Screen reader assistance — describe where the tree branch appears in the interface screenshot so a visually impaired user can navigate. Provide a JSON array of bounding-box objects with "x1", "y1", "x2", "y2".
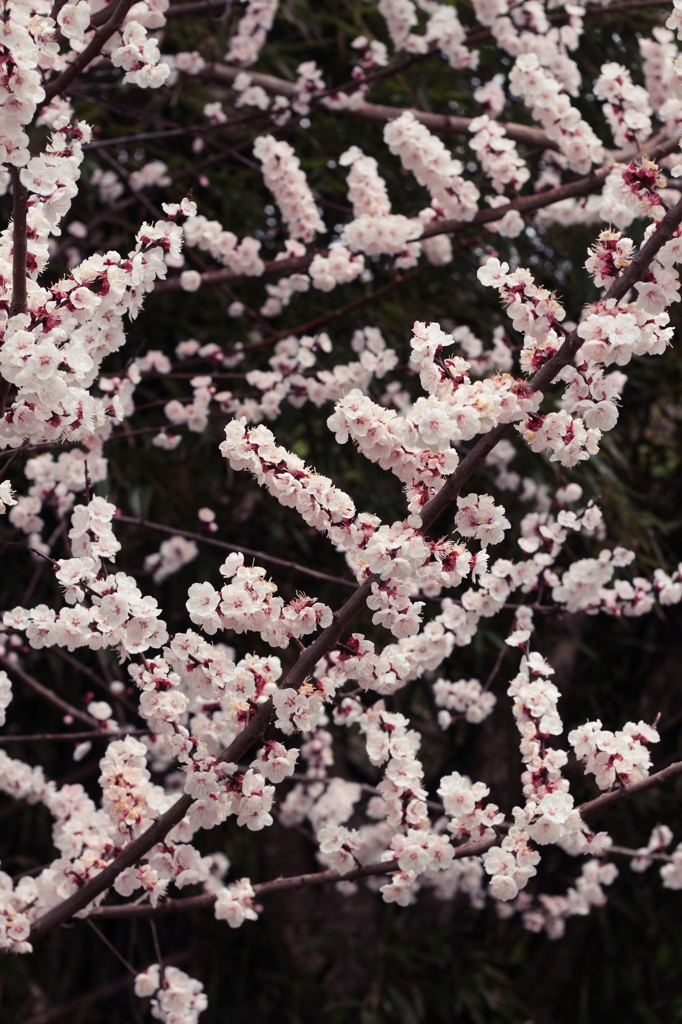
[
  {"x1": 197, "y1": 63, "x2": 559, "y2": 151},
  {"x1": 578, "y1": 759, "x2": 682, "y2": 817},
  {"x1": 0, "y1": 656, "x2": 101, "y2": 729},
  {"x1": 0, "y1": 728, "x2": 149, "y2": 745},
  {"x1": 1, "y1": 167, "x2": 29, "y2": 415},
  {"x1": 41, "y1": 0, "x2": 136, "y2": 106},
  {"x1": 9, "y1": 167, "x2": 28, "y2": 318},
  {"x1": 21, "y1": 950, "x2": 191, "y2": 1024},
  {"x1": 50, "y1": 648, "x2": 141, "y2": 718},
  {"x1": 89, "y1": 836, "x2": 498, "y2": 920},
  {"x1": 114, "y1": 514, "x2": 358, "y2": 589}
]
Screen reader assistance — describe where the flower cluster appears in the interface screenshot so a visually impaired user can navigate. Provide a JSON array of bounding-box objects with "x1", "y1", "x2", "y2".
[
  {"x1": 568, "y1": 719, "x2": 660, "y2": 789},
  {"x1": 182, "y1": 214, "x2": 264, "y2": 278},
  {"x1": 187, "y1": 552, "x2": 333, "y2": 648},
  {"x1": 469, "y1": 115, "x2": 530, "y2": 194},
  {"x1": 439, "y1": 770, "x2": 504, "y2": 843},
  {"x1": 5, "y1": 500, "x2": 169, "y2": 655},
  {"x1": 215, "y1": 877, "x2": 260, "y2": 926},
  {"x1": 505, "y1": 651, "x2": 588, "y2": 855},
  {"x1": 111, "y1": 21, "x2": 170, "y2": 90},
  {"x1": 253, "y1": 135, "x2": 326, "y2": 242},
  {"x1": 5, "y1": 0, "x2": 682, "y2": 1008},
  {"x1": 134, "y1": 965, "x2": 208, "y2": 1024},
  {"x1": 433, "y1": 677, "x2": 497, "y2": 727},
  {"x1": 225, "y1": 0, "x2": 279, "y2": 65},
  {"x1": 594, "y1": 62, "x2": 653, "y2": 149},
  {"x1": 340, "y1": 145, "x2": 424, "y2": 259},
  {"x1": 219, "y1": 420, "x2": 356, "y2": 543},
  {"x1": 145, "y1": 535, "x2": 199, "y2": 584},
  {"x1": 384, "y1": 112, "x2": 480, "y2": 223},
  {"x1": 509, "y1": 53, "x2": 604, "y2": 173}
]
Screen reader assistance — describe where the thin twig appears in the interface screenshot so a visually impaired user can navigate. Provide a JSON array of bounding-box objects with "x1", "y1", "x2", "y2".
[
  {"x1": 149, "y1": 918, "x2": 164, "y2": 974},
  {"x1": 115, "y1": 513, "x2": 358, "y2": 589},
  {"x1": 21, "y1": 950, "x2": 191, "y2": 1024},
  {"x1": 0, "y1": 728, "x2": 150, "y2": 745},
  {"x1": 87, "y1": 919, "x2": 138, "y2": 975},
  {"x1": 608, "y1": 845, "x2": 673, "y2": 862},
  {"x1": 483, "y1": 645, "x2": 507, "y2": 692},
  {"x1": 0, "y1": 656, "x2": 101, "y2": 729},
  {"x1": 51, "y1": 648, "x2": 141, "y2": 718}
]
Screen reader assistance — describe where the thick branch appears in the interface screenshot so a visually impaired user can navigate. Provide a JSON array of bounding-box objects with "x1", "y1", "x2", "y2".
[
  {"x1": 198, "y1": 63, "x2": 558, "y2": 151},
  {"x1": 154, "y1": 171, "x2": 609, "y2": 296},
  {"x1": 9, "y1": 167, "x2": 28, "y2": 318}
]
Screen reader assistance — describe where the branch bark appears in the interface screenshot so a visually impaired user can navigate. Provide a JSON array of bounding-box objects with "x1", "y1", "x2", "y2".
[
  {"x1": 155, "y1": 136, "x2": 675, "y2": 297},
  {"x1": 85, "y1": 751, "x2": 682, "y2": 923},
  {"x1": 9, "y1": 166, "x2": 28, "y2": 318},
  {"x1": 197, "y1": 63, "x2": 559, "y2": 151},
  {"x1": 578, "y1": 758, "x2": 682, "y2": 817},
  {"x1": 0, "y1": 728, "x2": 149, "y2": 745}
]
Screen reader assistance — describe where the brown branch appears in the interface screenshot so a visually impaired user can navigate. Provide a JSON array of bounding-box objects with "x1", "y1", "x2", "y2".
[
  {"x1": 86, "y1": 919, "x2": 137, "y2": 975},
  {"x1": 114, "y1": 514, "x2": 358, "y2": 589},
  {"x1": 154, "y1": 127, "x2": 681, "y2": 297},
  {"x1": 41, "y1": 0, "x2": 136, "y2": 105},
  {"x1": 89, "y1": 836, "x2": 497, "y2": 920},
  {"x1": 151, "y1": 167, "x2": 625, "y2": 297},
  {"x1": 608, "y1": 845, "x2": 673, "y2": 862},
  {"x1": 197, "y1": 63, "x2": 559, "y2": 151},
  {"x1": 578, "y1": 759, "x2": 682, "y2": 818},
  {"x1": 465, "y1": 0, "x2": 670, "y2": 43},
  {"x1": 0, "y1": 656, "x2": 101, "y2": 729},
  {"x1": 83, "y1": 759, "x2": 682, "y2": 922},
  {"x1": 1, "y1": 167, "x2": 29, "y2": 415},
  {"x1": 0, "y1": 728, "x2": 150, "y2": 745},
  {"x1": 26, "y1": 697, "x2": 283, "y2": 943},
  {"x1": 153, "y1": 252, "x2": 315, "y2": 294},
  {"x1": 251, "y1": 266, "x2": 426, "y2": 351},
  {"x1": 50, "y1": 648, "x2": 141, "y2": 718},
  {"x1": 166, "y1": 0, "x2": 232, "y2": 14},
  {"x1": 9, "y1": 167, "x2": 28, "y2": 317}
]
